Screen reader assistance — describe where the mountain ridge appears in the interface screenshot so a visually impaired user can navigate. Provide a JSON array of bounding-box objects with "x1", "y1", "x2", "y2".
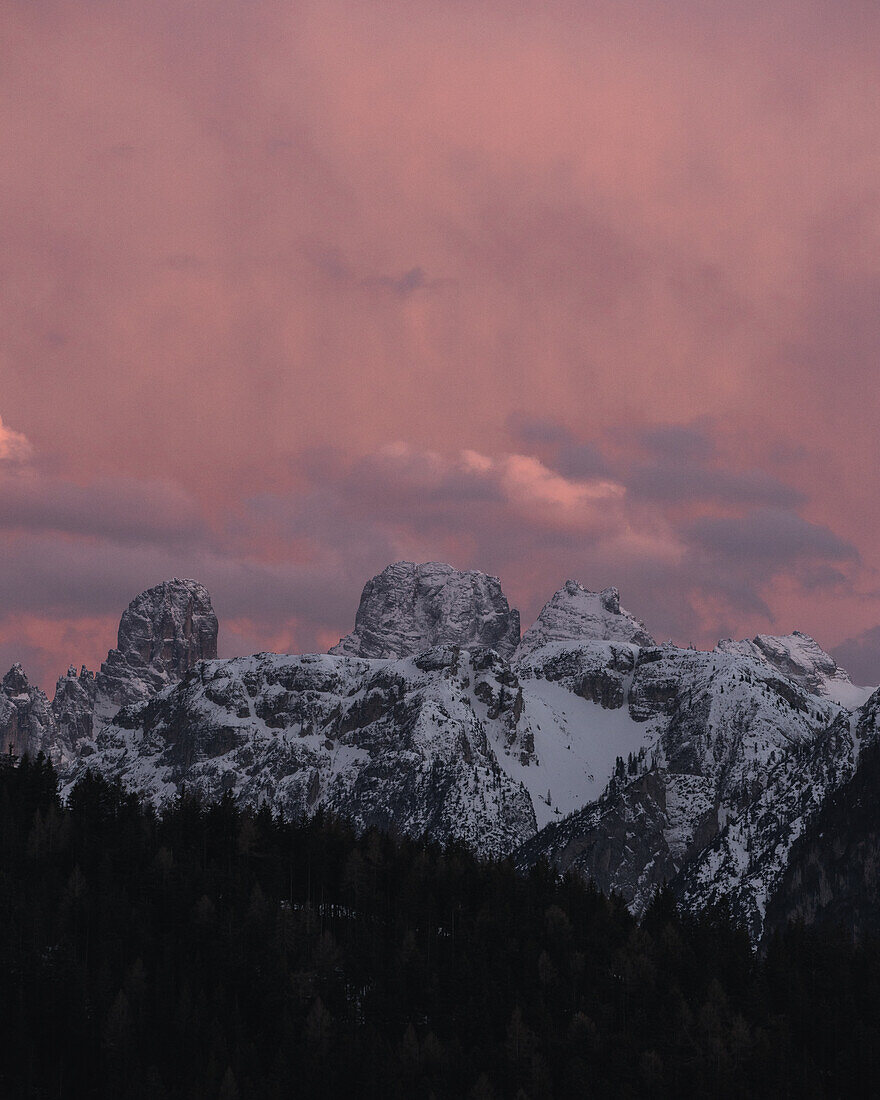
[{"x1": 2, "y1": 560, "x2": 876, "y2": 940}]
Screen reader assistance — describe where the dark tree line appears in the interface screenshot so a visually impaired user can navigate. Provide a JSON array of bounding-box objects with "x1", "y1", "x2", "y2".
[{"x1": 2, "y1": 753, "x2": 880, "y2": 1098}]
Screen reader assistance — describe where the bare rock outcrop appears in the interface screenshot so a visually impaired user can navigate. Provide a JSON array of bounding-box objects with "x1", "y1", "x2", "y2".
[
  {"x1": 95, "y1": 579, "x2": 218, "y2": 709},
  {"x1": 0, "y1": 664, "x2": 55, "y2": 759},
  {"x1": 330, "y1": 562, "x2": 521, "y2": 659}
]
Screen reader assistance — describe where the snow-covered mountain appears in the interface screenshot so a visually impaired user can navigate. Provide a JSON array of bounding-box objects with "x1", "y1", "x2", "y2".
[
  {"x1": 761, "y1": 701, "x2": 880, "y2": 943},
  {"x1": 1, "y1": 579, "x2": 217, "y2": 768},
  {"x1": 515, "y1": 581, "x2": 655, "y2": 659},
  {"x1": 515, "y1": 642, "x2": 847, "y2": 931},
  {"x1": 83, "y1": 646, "x2": 540, "y2": 857},
  {"x1": 0, "y1": 663, "x2": 56, "y2": 760},
  {"x1": 2, "y1": 562, "x2": 877, "y2": 938},
  {"x1": 715, "y1": 630, "x2": 871, "y2": 709},
  {"x1": 36, "y1": 571, "x2": 650, "y2": 856}
]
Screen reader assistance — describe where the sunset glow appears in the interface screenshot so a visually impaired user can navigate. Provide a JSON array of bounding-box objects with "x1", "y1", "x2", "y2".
[{"x1": 3, "y1": 0, "x2": 880, "y2": 685}]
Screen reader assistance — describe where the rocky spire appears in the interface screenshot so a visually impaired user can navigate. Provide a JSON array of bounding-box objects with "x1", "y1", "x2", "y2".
[
  {"x1": 0, "y1": 664, "x2": 55, "y2": 759},
  {"x1": 52, "y1": 665, "x2": 97, "y2": 752},
  {"x1": 95, "y1": 579, "x2": 218, "y2": 709},
  {"x1": 330, "y1": 561, "x2": 521, "y2": 659}
]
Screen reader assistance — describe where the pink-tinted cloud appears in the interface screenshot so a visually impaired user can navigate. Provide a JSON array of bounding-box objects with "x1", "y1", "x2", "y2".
[
  {"x1": 3, "y1": 0, "x2": 880, "y2": 686},
  {"x1": 0, "y1": 417, "x2": 32, "y2": 464}
]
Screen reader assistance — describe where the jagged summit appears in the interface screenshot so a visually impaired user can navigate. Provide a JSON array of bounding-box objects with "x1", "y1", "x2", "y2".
[
  {"x1": 2, "y1": 663, "x2": 30, "y2": 695},
  {"x1": 0, "y1": 581, "x2": 218, "y2": 766},
  {"x1": 715, "y1": 630, "x2": 867, "y2": 707},
  {"x1": 5, "y1": 563, "x2": 880, "y2": 941},
  {"x1": 330, "y1": 561, "x2": 521, "y2": 659},
  {"x1": 52, "y1": 665, "x2": 97, "y2": 755},
  {"x1": 516, "y1": 580, "x2": 655, "y2": 660},
  {"x1": 1, "y1": 663, "x2": 54, "y2": 760},
  {"x1": 96, "y1": 578, "x2": 218, "y2": 709}
]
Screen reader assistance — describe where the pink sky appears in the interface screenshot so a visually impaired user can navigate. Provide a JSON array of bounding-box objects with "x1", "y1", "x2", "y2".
[{"x1": 3, "y1": 0, "x2": 880, "y2": 688}]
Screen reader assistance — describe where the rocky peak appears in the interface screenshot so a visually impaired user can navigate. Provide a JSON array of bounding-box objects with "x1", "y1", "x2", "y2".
[
  {"x1": 329, "y1": 561, "x2": 521, "y2": 659},
  {"x1": 715, "y1": 631, "x2": 863, "y2": 704},
  {"x1": 96, "y1": 579, "x2": 218, "y2": 709},
  {"x1": 52, "y1": 664, "x2": 98, "y2": 758},
  {"x1": 515, "y1": 581, "x2": 655, "y2": 660},
  {"x1": 60, "y1": 664, "x2": 94, "y2": 686},
  {"x1": 1, "y1": 663, "x2": 55, "y2": 760},
  {"x1": 2, "y1": 663, "x2": 30, "y2": 696}
]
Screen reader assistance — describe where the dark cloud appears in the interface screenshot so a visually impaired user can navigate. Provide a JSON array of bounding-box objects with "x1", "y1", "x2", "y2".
[
  {"x1": 506, "y1": 413, "x2": 571, "y2": 446},
  {"x1": 0, "y1": 637, "x2": 56, "y2": 686},
  {"x1": 795, "y1": 564, "x2": 851, "y2": 592},
  {"x1": 0, "y1": 529, "x2": 369, "y2": 683},
  {"x1": 555, "y1": 443, "x2": 610, "y2": 480},
  {"x1": 0, "y1": 473, "x2": 205, "y2": 547},
  {"x1": 505, "y1": 415, "x2": 610, "y2": 478},
  {"x1": 833, "y1": 626, "x2": 880, "y2": 687},
  {"x1": 638, "y1": 424, "x2": 717, "y2": 463},
  {"x1": 0, "y1": 425, "x2": 867, "y2": 697},
  {"x1": 263, "y1": 448, "x2": 863, "y2": 653},
  {"x1": 506, "y1": 415, "x2": 803, "y2": 506},
  {"x1": 685, "y1": 508, "x2": 858, "y2": 568},
  {"x1": 0, "y1": 443, "x2": 866, "y2": 694},
  {"x1": 627, "y1": 465, "x2": 805, "y2": 507}
]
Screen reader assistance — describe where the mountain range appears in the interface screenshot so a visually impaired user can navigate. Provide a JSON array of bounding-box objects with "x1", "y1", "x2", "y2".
[{"x1": 4, "y1": 560, "x2": 878, "y2": 942}]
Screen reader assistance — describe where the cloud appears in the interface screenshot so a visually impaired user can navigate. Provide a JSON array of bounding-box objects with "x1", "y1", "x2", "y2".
[
  {"x1": 2, "y1": 0, "x2": 880, "y2": 681},
  {"x1": 0, "y1": 472, "x2": 205, "y2": 546},
  {"x1": 507, "y1": 414, "x2": 571, "y2": 447},
  {"x1": 5, "y1": 0, "x2": 879, "y2": 499},
  {"x1": 0, "y1": 416, "x2": 32, "y2": 464},
  {"x1": 0, "y1": 613, "x2": 116, "y2": 689},
  {"x1": 685, "y1": 508, "x2": 858, "y2": 569},
  {"x1": 638, "y1": 424, "x2": 717, "y2": 464},
  {"x1": 508, "y1": 413, "x2": 805, "y2": 508},
  {"x1": 364, "y1": 266, "x2": 451, "y2": 297},
  {"x1": 0, "y1": 526, "x2": 371, "y2": 686},
  {"x1": 506, "y1": 414, "x2": 610, "y2": 479},
  {"x1": 554, "y1": 443, "x2": 610, "y2": 481},
  {"x1": 833, "y1": 626, "x2": 880, "y2": 688},
  {"x1": 627, "y1": 465, "x2": 805, "y2": 507},
  {"x1": 276, "y1": 442, "x2": 840, "y2": 639},
  {"x1": 0, "y1": 435, "x2": 867, "y2": 691}
]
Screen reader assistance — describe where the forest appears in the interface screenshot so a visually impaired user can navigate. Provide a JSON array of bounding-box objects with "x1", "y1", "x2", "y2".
[{"x1": 2, "y1": 753, "x2": 879, "y2": 1098}]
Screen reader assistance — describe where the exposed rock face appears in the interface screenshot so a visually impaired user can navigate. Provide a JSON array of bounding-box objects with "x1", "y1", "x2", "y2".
[
  {"x1": 515, "y1": 639, "x2": 639, "y2": 711},
  {"x1": 330, "y1": 562, "x2": 521, "y2": 659},
  {"x1": 515, "y1": 643, "x2": 843, "y2": 930},
  {"x1": 0, "y1": 664, "x2": 55, "y2": 759},
  {"x1": 51, "y1": 666, "x2": 97, "y2": 761},
  {"x1": 677, "y1": 704, "x2": 861, "y2": 939},
  {"x1": 516, "y1": 581, "x2": 655, "y2": 660},
  {"x1": 762, "y1": 708, "x2": 880, "y2": 944},
  {"x1": 95, "y1": 579, "x2": 218, "y2": 709},
  {"x1": 517, "y1": 767, "x2": 719, "y2": 912},
  {"x1": 8, "y1": 562, "x2": 877, "y2": 942},
  {"x1": 49, "y1": 569, "x2": 665, "y2": 856},
  {"x1": 71, "y1": 648, "x2": 538, "y2": 858},
  {"x1": 1, "y1": 581, "x2": 218, "y2": 766}
]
